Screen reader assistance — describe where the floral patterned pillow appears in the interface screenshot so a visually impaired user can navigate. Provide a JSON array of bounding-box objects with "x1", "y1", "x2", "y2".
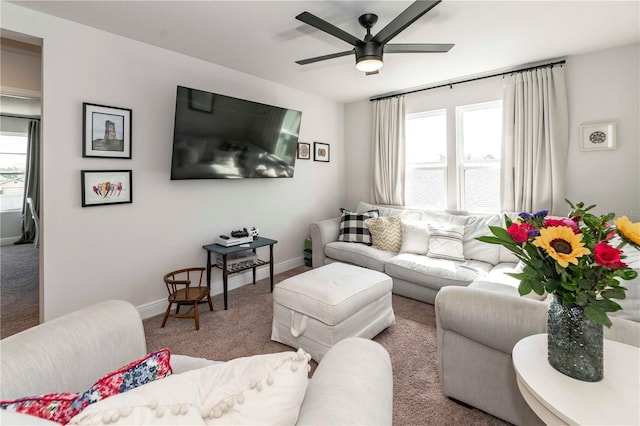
[{"x1": 0, "y1": 348, "x2": 172, "y2": 425}]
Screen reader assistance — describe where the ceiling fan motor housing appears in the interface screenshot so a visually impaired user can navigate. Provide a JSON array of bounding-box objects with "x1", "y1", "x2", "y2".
[{"x1": 355, "y1": 41, "x2": 383, "y2": 65}]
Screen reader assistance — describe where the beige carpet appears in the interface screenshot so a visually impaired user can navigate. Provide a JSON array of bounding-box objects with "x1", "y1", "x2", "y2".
[{"x1": 144, "y1": 266, "x2": 508, "y2": 425}]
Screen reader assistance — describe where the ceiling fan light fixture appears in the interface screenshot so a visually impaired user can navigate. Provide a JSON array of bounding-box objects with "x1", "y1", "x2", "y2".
[{"x1": 356, "y1": 56, "x2": 383, "y2": 72}]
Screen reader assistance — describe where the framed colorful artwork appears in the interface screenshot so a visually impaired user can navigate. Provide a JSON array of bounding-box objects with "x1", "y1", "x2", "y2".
[{"x1": 81, "y1": 170, "x2": 133, "y2": 207}]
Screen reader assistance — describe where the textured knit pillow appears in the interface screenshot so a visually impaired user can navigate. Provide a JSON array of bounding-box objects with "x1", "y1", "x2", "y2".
[
  {"x1": 69, "y1": 349, "x2": 311, "y2": 425},
  {"x1": 400, "y1": 220, "x2": 430, "y2": 254},
  {"x1": 364, "y1": 216, "x2": 402, "y2": 252},
  {"x1": 0, "y1": 349, "x2": 172, "y2": 425},
  {"x1": 337, "y1": 209, "x2": 379, "y2": 245},
  {"x1": 426, "y1": 224, "x2": 465, "y2": 261}
]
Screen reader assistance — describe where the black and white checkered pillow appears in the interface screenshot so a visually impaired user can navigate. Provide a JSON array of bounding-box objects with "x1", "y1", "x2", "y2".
[{"x1": 337, "y1": 208, "x2": 379, "y2": 245}]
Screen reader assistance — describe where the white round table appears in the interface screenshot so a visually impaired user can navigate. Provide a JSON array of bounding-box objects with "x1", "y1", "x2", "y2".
[{"x1": 512, "y1": 333, "x2": 640, "y2": 426}]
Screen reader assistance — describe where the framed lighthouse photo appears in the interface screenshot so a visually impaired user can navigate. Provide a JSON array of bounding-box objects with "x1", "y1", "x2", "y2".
[{"x1": 83, "y1": 102, "x2": 132, "y2": 159}]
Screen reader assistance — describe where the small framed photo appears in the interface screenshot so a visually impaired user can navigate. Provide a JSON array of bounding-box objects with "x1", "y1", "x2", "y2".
[
  {"x1": 580, "y1": 122, "x2": 616, "y2": 151},
  {"x1": 314, "y1": 142, "x2": 330, "y2": 162},
  {"x1": 297, "y1": 142, "x2": 311, "y2": 160},
  {"x1": 81, "y1": 170, "x2": 133, "y2": 207},
  {"x1": 83, "y1": 103, "x2": 132, "y2": 159},
  {"x1": 189, "y1": 88, "x2": 214, "y2": 113}
]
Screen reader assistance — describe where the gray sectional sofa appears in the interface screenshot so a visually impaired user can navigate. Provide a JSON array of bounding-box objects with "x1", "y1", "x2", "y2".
[{"x1": 309, "y1": 201, "x2": 525, "y2": 304}]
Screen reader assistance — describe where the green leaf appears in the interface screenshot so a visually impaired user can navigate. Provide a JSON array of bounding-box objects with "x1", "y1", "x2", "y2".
[
  {"x1": 602, "y1": 288, "x2": 626, "y2": 300},
  {"x1": 560, "y1": 281, "x2": 577, "y2": 291},
  {"x1": 585, "y1": 306, "x2": 612, "y2": 328},
  {"x1": 530, "y1": 280, "x2": 545, "y2": 295},
  {"x1": 518, "y1": 280, "x2": 532, "y2": 296}
]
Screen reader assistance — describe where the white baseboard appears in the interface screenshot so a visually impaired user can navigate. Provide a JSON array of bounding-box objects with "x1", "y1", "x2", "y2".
[
  {"x1": 137, "y1": 257, "x2": 305, "y2": 320},
  {"x1": 1, "y1": 237, "x2": 21, "y2": 246}
]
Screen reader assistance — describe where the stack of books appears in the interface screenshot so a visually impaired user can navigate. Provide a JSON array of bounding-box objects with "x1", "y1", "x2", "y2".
[{"x1": 216, "y1": 252, "x2": 258, "y2": 269}]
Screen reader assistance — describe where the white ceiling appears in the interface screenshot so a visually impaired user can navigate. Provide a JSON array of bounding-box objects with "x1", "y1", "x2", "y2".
[{"x1": 9, "y1": 0, "x2": 640, "y2": 103}]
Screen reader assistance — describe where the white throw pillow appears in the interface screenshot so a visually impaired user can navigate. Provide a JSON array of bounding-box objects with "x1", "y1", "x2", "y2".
[
  {"x1": 400, "y1": 220, "x2": 430, "y2": 255},
  {"x1": 426, "y1": 224, "x2": 465, "y2": 261},
  {"x1": 69, "y1": 350, "x2": 311, "y2": 425}
]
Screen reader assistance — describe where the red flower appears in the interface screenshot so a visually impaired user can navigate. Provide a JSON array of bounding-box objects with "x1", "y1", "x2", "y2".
[
  {"x1": 507, "y1": 222, "x2": 533, "y2": 243},
  {"x1": 594, "y1": 242, "x2": 627, "y2": 269},
  {"x1": 544, "y1": 217, "x2": 580, "y2": 234}
]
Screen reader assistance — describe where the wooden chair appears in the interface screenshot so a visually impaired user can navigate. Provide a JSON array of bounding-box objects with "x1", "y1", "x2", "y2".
[{"x1": 161, "y1": 267, "x2": 213, "y2": 330}]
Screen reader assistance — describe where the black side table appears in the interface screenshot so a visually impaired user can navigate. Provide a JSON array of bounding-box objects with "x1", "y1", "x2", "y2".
[{"x1": 202, "y1": 236, "x2": 277, "y2": 310}]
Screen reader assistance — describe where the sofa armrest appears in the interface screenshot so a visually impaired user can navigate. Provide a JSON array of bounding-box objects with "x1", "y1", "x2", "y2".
[
  {"x1": 297, "y1": 338, "x2": 393, "y2": 425},
  {"x1": 0, "y1": 300, "x2": 147, "y2": 400},
  {"x1": 309, "y1": 217, "x2": 340, "y2": 268},
  {"x1": 436, "y1": 286, "x2": 547, "y2": 355}
]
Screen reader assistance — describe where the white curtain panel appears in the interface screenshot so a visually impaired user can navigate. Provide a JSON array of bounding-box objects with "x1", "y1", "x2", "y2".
[
  {"x1": 501, "y1": 66, "x2": 569, "y2": 215},
  {"x1": 372, "y1": 96, "x2": 406, "y2": 206}
]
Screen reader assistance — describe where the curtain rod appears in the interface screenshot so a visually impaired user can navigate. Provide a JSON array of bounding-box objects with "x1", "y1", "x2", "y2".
[
  {"x1": 370, "y1": 59, "x2": 566, "y2": 102},
  {"x1": 0, "y1": 113, "x2": 40, "y2": 121}
]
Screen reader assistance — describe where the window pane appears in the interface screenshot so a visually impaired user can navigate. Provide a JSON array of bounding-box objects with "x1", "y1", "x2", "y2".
[
  {"x1": 405, "y1": 110, "x2": 446, "y2": 209},
  {"x1": 457, "y1": 101, "x2": 502, "y2": 212},
  {"x1": 0, "y1": 134, "x2": 27, "y2": 211},
  {"x1": 463, "y1": 166, "x2": 500, "y2": 212},
  {"x1": 460, "y1": 102, "x2": 502, "y2": 162},
  {"x1": 406, "y1": 166, "x2": 446, "y2": 210}
]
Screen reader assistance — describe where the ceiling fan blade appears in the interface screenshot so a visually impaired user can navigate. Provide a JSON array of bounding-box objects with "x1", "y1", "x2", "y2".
[
  {"x1": 295, "y1": 49, "x2": 355, "y2": 65},
  {"x1": 296, "y1": 12, "x2": 361, "y2": 46},
  {"x1": 372, "y1": 0, "x2": 441, "y2": 45},
  {"x1": 385, "y1": 43, "x2": 454, "y2": 53}
]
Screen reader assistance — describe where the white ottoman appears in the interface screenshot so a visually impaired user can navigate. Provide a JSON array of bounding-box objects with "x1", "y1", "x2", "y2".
[{"x1": 271, "y1": 262, "x2": 395, "y2": 361}]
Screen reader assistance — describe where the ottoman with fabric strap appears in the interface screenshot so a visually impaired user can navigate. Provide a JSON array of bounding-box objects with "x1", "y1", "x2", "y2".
[{"x1": 271, "y1": 262, "x2": 395, "y2": 361}]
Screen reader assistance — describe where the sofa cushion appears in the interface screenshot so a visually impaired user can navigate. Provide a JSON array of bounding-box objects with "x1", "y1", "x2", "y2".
[
  {"x1": 427, "y1": 224, "x2": 465, "y2": 262},
  {"x1": 337, "y1": 209, "x2": 378, "y2": 245},
  {"x1": 385, "y1": 253, "x2": 493, "y2": 291},
  {"x1": 68, "y1": 350, "x2": 311, "y2": 425},
  {"x1": 365, "y1": 216, "x2": 402, "y2": 252},
  {"x1": 325, "y1": 241, "x2": 395, "y2": 272},
  {"x1": 400, "y1": 220, "x2": 430, "y2": 255}
]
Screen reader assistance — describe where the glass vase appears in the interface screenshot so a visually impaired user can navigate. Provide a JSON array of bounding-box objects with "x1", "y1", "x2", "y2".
[{"x1": 547, "y1": 294, "x2": 603, "y2": 382}]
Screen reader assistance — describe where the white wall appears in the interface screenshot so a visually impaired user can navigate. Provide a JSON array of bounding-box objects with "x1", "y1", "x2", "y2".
[
  {"x1": 1, "y1": 2, "x2": 346, "y2": 320},
  {"x1": 345, "y1": 43, "x2": 640, "y2": 220},
  {"x1": 565, "y1": 44, "x2": 639, "y2": 219}
]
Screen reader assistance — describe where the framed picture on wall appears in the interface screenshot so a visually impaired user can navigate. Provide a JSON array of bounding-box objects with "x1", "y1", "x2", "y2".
[
  {"x1": 314, "y1": 142, "x2": 330, "y2": 162},
  {"x1": 297, "y1": 142, "x2": 311, "y2": 160},
  {"x1": 83, "y1": 103, "x2": 132, "y2": 158},
  {"x1": 81, "y1": 170, "x2": 133, "y2": 207},
  {"x1": 580, "y1": 122, "x2": 616, "y2": 151}
]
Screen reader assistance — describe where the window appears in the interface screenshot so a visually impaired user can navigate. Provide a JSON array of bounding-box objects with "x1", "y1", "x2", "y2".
[
  {"x1": 405, "y1": 109, "x2": 447, "y2": 210},
  {"x1": 456, "y1": 101, "x2": 502, "y2": 212},
  {"x1": 0, "y1": 133, "x2": 28, "y2": 212},
  {"x1": 405, "y1": 101, "x2": 502, "y2": 212}
]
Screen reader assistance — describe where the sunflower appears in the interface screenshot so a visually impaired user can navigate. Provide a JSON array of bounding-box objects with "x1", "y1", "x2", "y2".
[
  {"x1": 614, "y1": 216, "x2": 640, "y2": 247},
  {"x1": 533, "y1": 226, "x2": 591, "y2": 268}
]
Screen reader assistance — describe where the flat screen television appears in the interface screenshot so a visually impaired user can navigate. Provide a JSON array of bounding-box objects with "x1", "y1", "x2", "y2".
[{"x1": 170, "y1": 86, "x2": 302, "y2": 179}]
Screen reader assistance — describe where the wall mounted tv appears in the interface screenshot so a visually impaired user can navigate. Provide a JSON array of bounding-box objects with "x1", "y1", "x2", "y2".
[{"x1": 170, "y1": 86, "x2": 302, "y2": 179}]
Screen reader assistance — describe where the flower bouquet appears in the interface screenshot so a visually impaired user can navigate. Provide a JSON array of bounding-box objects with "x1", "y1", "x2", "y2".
[{"x1": 477, "y1": 200, "x2": 640, "y2": 381}]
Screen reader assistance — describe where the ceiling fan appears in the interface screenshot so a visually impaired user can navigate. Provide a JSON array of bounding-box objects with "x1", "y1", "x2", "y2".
[{"x1": 295, "y1": 0, "x2": 454, "y2": 75}]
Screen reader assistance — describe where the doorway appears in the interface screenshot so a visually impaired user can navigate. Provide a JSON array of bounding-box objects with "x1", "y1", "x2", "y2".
[{"x1": 0, "y1": 33, "x2": 43, "y2": 337}]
